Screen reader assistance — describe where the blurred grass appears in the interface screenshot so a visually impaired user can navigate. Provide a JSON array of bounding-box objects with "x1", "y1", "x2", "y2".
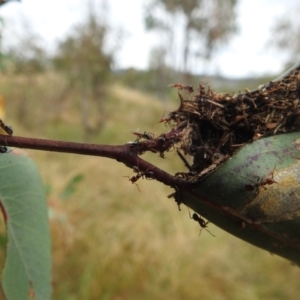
[{"x1": 0, "y1": 73, "x2": 299, "y2": 300}]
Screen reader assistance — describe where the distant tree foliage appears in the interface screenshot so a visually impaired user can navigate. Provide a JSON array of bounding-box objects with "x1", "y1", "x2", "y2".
[
  {"x1": 144, "y1": 0, "x2": 238, "y2": 75},
  {"x1": 8, "y1": 33, "x2": 47, "y2": 74},
  {"x1": 270, "y1": 6, "x2": 300, "y2": 68},
  {"x1": 0, "y1": 0, "x2": 20, "y2": 7},
  {"x1": 53, "y1": 9, "x2": 113, "y2": 136},
  {"x1": 0, "y1": 0, "x2": 22, "y2": 71},
  {"x1": 53, "y1": 17, "x2": 112, "y2": 87}
]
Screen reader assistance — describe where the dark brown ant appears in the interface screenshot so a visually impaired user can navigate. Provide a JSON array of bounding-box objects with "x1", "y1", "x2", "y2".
[
  {"x1": 158, "y1": 110, "x2": 179, "y2": 127},
  {"x1": 0, "y1": 119, "x2": 13, "y2": 135},
  {"x1": 199, "y1": 82, "x2": 205, "y2": 92},
  {"x1": 126, "y1": 141, "x2": 139, "y2": 147},
  {"x1": 198, "y1": 77, "x2": 214, "y2": 94},
  {"x1": 159, "y1": 152, "x2": 165, "y2": 159},
  {"x1": 244, "y1": 167, "x2": 277, "y2": 192},
  {"x1": 126, "y1": 173, "x2": 143, "y2": 192},
  {"x1": 0, "y1": 146, "x2": 7, "y2": 153},
  {"x1": 0, "y1": 146, "x2": 13, "y2": 155},
  {"x1": 132, "y1": 131, "x2": 154, "y2": 141},
  {"x1": 168, "y1": 83, "x2": 194, "y2": 93},
  {"x1": 175, "y1": 172, "x2": 188, "y2": 179},
  {"x1": 124, "y1": 167, "x2": 155, "y2": 192},
  {"x1": 189, "y1": 210, "x2": 215, "y2": 237},
  {"x1": 158, "y1": 115, "x2": 172, "y2": 126},
  {"x1": 167, "y1": 185, "x2": 181, "y2": 211},
  {"x1": 157, "y1": 135, "x2": 166, "y2": 145},
  {"x1": 175, "y1": 170, "x2": 197, "y2": 181}
]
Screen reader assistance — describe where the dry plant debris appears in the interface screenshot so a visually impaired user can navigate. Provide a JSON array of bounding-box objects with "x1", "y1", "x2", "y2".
[{"x1": 131, "y1": 67, "x2": 300, "y2": 182}]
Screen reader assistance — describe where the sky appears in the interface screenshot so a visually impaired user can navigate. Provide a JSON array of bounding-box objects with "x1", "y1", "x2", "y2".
[{"x1": 0, "y1": 0, "x2": 298, "y2": 78}]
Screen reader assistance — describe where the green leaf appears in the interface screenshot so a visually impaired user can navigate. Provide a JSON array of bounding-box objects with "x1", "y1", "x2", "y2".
[
  {"x1": 0, "y1": 149, "x2": 51, "y2": 300},
  {"x1": 181, "y1": 132, "x2": 300, "y2": 265}
]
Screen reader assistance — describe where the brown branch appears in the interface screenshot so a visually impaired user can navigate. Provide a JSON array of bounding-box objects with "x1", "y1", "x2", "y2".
[{"x1": 0, "y1": 134, "x2": 192, "y2": 188}]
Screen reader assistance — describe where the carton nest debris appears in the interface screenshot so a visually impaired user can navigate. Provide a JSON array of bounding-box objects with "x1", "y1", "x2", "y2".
[{"x1": 162, "y1": 67, "x2": 300, "y2": 180}]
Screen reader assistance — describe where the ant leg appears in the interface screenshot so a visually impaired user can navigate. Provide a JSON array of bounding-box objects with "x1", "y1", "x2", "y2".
[
  {"x1": 122, "y1": 176, "x2": 141, "y2": 192},
  {"x1": 133, "y1": 182, "x2": 141, "y2": 192}
]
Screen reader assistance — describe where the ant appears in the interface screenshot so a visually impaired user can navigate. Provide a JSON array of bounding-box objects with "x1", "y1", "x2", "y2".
[
  {"x1": 167, "y1": 186, "x2": 182, "y2": 211},
  {"x1": 124, "y1": 166, "x2": 155, "y2": 192},
  {"x1": 189, "y1": 210, "x2": 215, "y2": 237},
  {"x1": 244, "y1": 167, "x2": 277, "y2": 192},
  {"x1": 0, "y1": 146, "x2": 13, "y2": 155},
  {"x1": 0, "y1": 146, "x2": 7, "y2": 153},
  {"x1": 132, "y1": 131, "x2": 154, "y2": 141},
  {"x1": 157, "y1": 110, "x2": 180, "y2": 127},
  {"x1": 126, "y1": 173, "x2": 143, "y2": 191},
  {"x1": 158, "y1": 114, "x2": 173, "y2": 126},
  {"x1": 168, "y1": 83, "x2": 194, "y2": 93},
  {"x1": 0, "y1": 119, "x2": 13, "y2": 135}
]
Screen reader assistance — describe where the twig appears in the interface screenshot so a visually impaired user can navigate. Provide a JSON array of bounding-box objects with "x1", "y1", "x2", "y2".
[{"x1": 0, "y1": 134, "x2": 192, "y2": 188}]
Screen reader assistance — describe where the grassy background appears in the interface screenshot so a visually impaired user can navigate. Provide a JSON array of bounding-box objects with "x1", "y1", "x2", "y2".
[{"x1": 0, "y1": 74, "x2": 299, "y2": 300}]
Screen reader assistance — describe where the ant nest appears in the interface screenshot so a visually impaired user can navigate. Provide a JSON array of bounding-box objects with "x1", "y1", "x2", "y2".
[{"x1": 164, "y1": 68, "x2": 300, "y2": 180}]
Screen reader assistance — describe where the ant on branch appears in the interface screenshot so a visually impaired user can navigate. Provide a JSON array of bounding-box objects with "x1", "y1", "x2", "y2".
[
  {"x1": 0, "y1": 146, "x2": 8, "y2": 153},
  {"x1": 0, "y1": 119, "x2": 13, "y2": 154},
  {"x1": 132, "y1": 131, "x2": 154, "y2": 141},
  {"x1": 168, "y1": 83, "x2": 194, "y2": 93},
  {"x1": 244, "y1": 167, "x2": 277, "y2": 192},
  {"x1": 189, "y1": 209, "x2": 215, "y2": 237},
  {"x1": 0, "y1": 119, "x2": 13, "y2": 136},
  {"x1": 0, "y1": 146, "x2": 13, "y2": 155},
  {"x1": 168, "y1": 186, "x2": 182, "y2": 211},
  {"x1": 124, "y1": 166, "x2": 155, "y2": 192},
  {"x1": 158, "y1": 113, "x2": 173, "y2": 127}
]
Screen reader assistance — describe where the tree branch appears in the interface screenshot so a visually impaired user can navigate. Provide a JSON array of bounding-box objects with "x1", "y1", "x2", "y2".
[{"x1": 0, "y1": 134, "x2": 191, "y2": 189}]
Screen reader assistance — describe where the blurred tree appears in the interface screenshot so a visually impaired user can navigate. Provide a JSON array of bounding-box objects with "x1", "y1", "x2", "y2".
[
  {"x1": 3, "y1": 20, "x2": 50, "y2": 127},
  {"x1": 8, "y1": 33, "x2": 47, "y2": 74},
  {"x1": 0, "y1": 0, "x2": 20, "y2": 7},
  {"x1": 53, "y1": 3, "x2": 114, "y2": 137},
  {"x1": 0, "y1": 11, "x2": 47, "y2": 127},
  {"x1": 148, "y1": 46, "x2": 174, "y2": 98},
  {"x1": 144, "y1": 0, "x2": 238, "y2": 77},
  {"x1": 0, "y1": 18, "x2": 6, "y2": 71},
  {"x1": 270, "y1": 6, "x2": 300, "y2": 69},
  {"x1": 0, "y1": 0, "x2": 21, "y2": 70}
]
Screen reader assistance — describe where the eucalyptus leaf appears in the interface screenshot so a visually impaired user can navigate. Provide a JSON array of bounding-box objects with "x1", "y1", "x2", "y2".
[
  {"x1": 181, "y1": 132, "x2": 300, "y2": 265},
  {"x1": 0, "y1": 149, "x2": 51, "y2": 300}
]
